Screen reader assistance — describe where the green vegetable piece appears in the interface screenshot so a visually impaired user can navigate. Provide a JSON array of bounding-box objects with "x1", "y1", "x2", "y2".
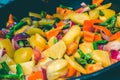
[
  {"x1": 59, "y1": 4, "x2": 73, "y2": 10},
  {"x1": 0, "y1": 74, "x2": 19, "y2": 79},
  {"x1": 89, "y1": 4, "x2": 97, "y2": 9},
  {"x1": 54, "y1": 37, "x2": 58, "y2": 44},
  {"x1": 40, "y1": 11, "x2": 46, "y2": 18},
  {"x1": 5, "y1": 21, "x2": 27, "y2": 39},
  {"x1": 16, "y1": 64, "x2": 24, "y2": 80},
  {"x1": 99, "y1": 10, "x2": 104, "y2": 16},
  {"x1": 77, "y1": 49, "x2": 85, "y2": 59},
  {"x1": 96, "y1": 40, "x2": 108, "y2": 44},
  {"x1": 1, "y1": 62, "x2": 10, "y2": 74},
  {"x1": 85, "y1": 53, "x2": 91, "y2": 60},
  {"x1": 62, "y1": 24, "x2": 70, "y2": 30},
  {"x1": 99, "y1": 14, "x2": 118, "y2": 27},
  {"x1": 93, "y1": 42, "x2": 98, "y2": 50}
]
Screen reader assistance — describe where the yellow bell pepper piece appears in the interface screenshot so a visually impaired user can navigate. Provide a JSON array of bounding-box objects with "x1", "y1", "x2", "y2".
[
  {"x1": 0, "y1": 39, "x2": 15, "y2": 58},
  {"x1": 26, "y1": 28, "x2": 45, "y2": 37}
]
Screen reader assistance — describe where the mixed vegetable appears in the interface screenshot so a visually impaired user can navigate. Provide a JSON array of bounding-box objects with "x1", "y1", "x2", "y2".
[{"x1": 0, "y1": 0, "x2": 120, "y2": 80}]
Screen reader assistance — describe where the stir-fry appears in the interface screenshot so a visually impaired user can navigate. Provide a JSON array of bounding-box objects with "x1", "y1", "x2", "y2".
[{"x1": 0, "y1": 0, "x2": 120, "y2": 80}]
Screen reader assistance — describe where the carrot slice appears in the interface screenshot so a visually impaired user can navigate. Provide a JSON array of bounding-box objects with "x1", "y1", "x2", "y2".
[
  {"x1": 110, "y1": 31, "x2": 120, "y2": 41},
  {"x1": 83, "y1": 31, "x2": 95, "y2": 42},
  {"x1": 28, "y1": 71, "x2": 43, "y2": 80},
  {"x1": 83, "y1": 20, "x2": 94, "y2": 31},
  {"x1": 45, "y1": 28, "x2": 61, "y2": 40},
  {"x1": 93, "y1": 25, "x2": 112, "y2": 37},
  {"x1": 67, "y1": 42, "x2": 78, "y2": 55},
  {"x1": 46, "y1": 14, "x2": 54, "y2": 19},
  {"x1": 92, "y1": 0, "x2": 104, "y2": 6},
  {"x1": 75, "y1": 7, "x2": 84, "y2": 13},
  {"x1": 8, "y1": 14, "x2": 14, "y2": 24},
  {"x1": 94, "y1": 34, "x2": 102, "y2": 41},
  {"x1": 56, "y1": 21, "x2": 65, "y2": 29},
  {"x1": 66, "y1": 64, "x2": 77, "y2": 77},
  {"x1": 86, "y1": 63, "x2": 103, "y2": 74}
]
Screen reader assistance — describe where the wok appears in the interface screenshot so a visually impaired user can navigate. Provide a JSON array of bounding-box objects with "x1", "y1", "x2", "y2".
[{"x1": 0, "y1": 0, "x2": 120, "y2": 80}]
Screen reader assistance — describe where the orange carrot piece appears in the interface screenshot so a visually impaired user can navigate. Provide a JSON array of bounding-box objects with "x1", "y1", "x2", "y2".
[
  {"x1": 94, "y1": 34, "x2": 102, "y2": 41},
  {"x1": 28, "y1": 71, "x2": 43, "y2": 80},
  {"x1": 92, "y1": 0, "x2": 104, "y2": 6},
  {"x1": 56, "y1": 21, "x2": 65, "y2": 29},
  {"x1": 75, "y1": 7, "x2": 84, "y2": 13},
  {"x1": 56, "y1": 7, "x2": 66, "y2": 14},
  {"x1": 67, "y1": 64, "x2": 77, "y2": 77},
  {"x1": 93, "y1": 25, "x2": 112, "y2": 37},
  {"x1": 46, "y1": 14, "x2": 54, "y2": 19},
  {"x1": 86, "y1": 63, "x2": 103, "y2": 74},
  {"x1": 110, "y1": 31, "x2": 120, "y2": 41},
  {"x1": 83, "y1": 20, "x2": 94, "y2": 31},
  {"x1": 75, "y1": 71, "x2": 81, "y2": 77},
  {"x1": 67, "y1": 42, "x2": 78, "y2": 55},
  {"x1": 45, "y1": 28, "x2": 61, "y2": 40},
  {"x1": 83, "y1": 31, "x2": 95, "y2": 42},
  {"x1": 8, "y1": 14, "x2": 14, "y2": 24}
]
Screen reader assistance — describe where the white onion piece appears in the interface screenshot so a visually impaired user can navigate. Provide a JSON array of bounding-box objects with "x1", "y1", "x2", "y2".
[{"x1": 103, "y1": 40, "x2": 120, "y2": 52}]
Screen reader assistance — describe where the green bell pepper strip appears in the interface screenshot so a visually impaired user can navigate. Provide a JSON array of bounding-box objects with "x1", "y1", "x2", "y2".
[
  {"x1": 5, "y1": 21, "x2": 27, "y2": 39},
  {"x1": 93, "y1": 40, "x2": 108, "y2": 50}
]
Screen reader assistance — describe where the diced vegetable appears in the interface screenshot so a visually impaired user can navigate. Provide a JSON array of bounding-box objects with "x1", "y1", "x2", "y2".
[
  {"x1": 69, "y1": 12, "x2": 90, "y2": 25},
  {"x1": 42, "y1": 40, "x2": 66, "y2": 59},
  {"x1": 101, "y1": 9, "x2": 115, "y2": 20},
  {"x1": 91, "y1": 50, "x2": 111, "y2": 67},
  {"x1": 10, "y1": 61, "x2": 34, "y2": 75},
  {"x1": 0, "y1": 54, "x2": 15, "y2": 66},
  {"x1": 64, "y1": 55, "x2": 86, "y2": 74},
  {"x1": 28, "y1": 33, "x2": 47, "y2": 51},
  {"x1": 62, "y1": 25, "x2": 81, "y2": 46},
  {"x1": 26, "y1": 28, "x2": 45, "y2": 37},
  {"x1": 89, "y1": 9, "x2": 99, "y2": 19},
  {"x1": 47, "y1": 59, "x2": 68, "y2": 80},
  {"x1": 0, "y1": 39, "x2": 15, "y2": 58},
  {"x1": 79, "y1": 42, "x2": 94, "y2": 54},
  {"x1": 14, "y1": 47, "x2": 33, "y2": 63}
]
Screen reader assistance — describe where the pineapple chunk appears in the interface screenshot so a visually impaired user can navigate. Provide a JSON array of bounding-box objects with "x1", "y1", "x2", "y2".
[
  {"x1": 0, "y1": 54, "x2": 15, "y2": 66},
  {"x1": 28, "y1": 33, "x2": 47, "y2": 51},
  {"x1": 48, "y1": 36, "x2": 56, "y2": 47},
  {"x1": 91, "y1": 50, "x2": 111, "y2": 67},
  {"x1": 101, "y1": 9, "x2": 115, "y2": 19},
  {"x1": 89, "y1": 9, "x2": 99, "y2": 19},
  {"x1": 79, "y1": 42, "x2": 94, "y2": 54},
  {"x1": 62, "y1": 25, "x2": 81, "y2": 46},
  {"x1": 69, "y1": 12, "x2": 90, "y2": 25},
  {"x1": 9, "y1": 61, "x2": 34, "y2": 75},
  {"x1": 42, "y1": 40, "x2": 66, "y2": 59}
]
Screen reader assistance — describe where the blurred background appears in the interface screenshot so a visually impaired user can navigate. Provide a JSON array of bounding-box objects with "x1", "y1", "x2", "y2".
[{"x1": 0, "y1": 0, "x2": 14, "y2": 8}]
